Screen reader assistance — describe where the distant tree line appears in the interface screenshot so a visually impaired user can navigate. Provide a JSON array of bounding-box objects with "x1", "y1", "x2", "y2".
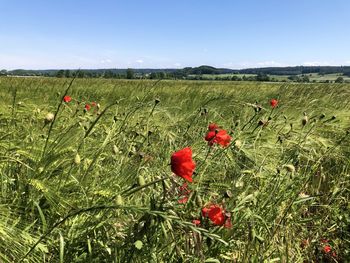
[{"x1": 1, "y1": 66, "x2": 350, "y2": 83}]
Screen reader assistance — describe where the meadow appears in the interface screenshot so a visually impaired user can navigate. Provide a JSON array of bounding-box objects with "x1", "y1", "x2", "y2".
[{"x1": 0, "y1": 77, "x2": 349, "y2": 262}]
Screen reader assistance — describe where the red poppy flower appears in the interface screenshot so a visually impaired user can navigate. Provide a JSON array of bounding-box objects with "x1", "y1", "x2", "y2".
[
  {"x1": 192, "y1": 219, "x2": 201, "y2": 226},
  {"x1": 270, "y1": 99, "x2": 278, "y2": 108},
  {"x1": 85, "y1": 104, "x2": 91, "y2": 111},
  {"x1": 63, "y1": 95, "x2": 72, "y2": 103},
  {"x1": 205, "y1": 129, "x2": 232, "y2": 147},
  {"x1": 178, "y1": 196, "x2": 189, "y2": 204},
  {"x1": 323, "y1": 245, "x2": 331, "y2": 253},
  {"x1": 208, "y1": 123, "x2": 219, "y2": 131},
  {"x1": 202, "y1": 204, "x2": 227, "y2": 226},
  {"x1": 91, "y1": 102, "x2": 97, "y2": 107},
  {"x1": 171, "y1": 147, "x2": 196, "y2": 183},
  {"x1": 208, "y1": 205, "x2": 225, "y2": 226}
]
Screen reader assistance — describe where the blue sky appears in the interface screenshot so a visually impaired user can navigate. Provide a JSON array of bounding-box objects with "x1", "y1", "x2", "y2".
[{"x1": 1, "y1": 0, "x2": 349, "y2": 69}]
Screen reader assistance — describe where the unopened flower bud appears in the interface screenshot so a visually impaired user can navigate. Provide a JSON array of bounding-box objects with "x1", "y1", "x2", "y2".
[
  {"x1": 45, "y1": 113, "x2": 55, "y2": 124},
  {"x1": 74, "y1": 153, "x2": 81, "y2": 165},
  {"x1": 302, "y1": 115, "x2": 308, "y2": 126},
  {"x1": 195, "y1": 194, "x2": 203, "y2": 207},
  {"x1": 138, "y1": 175, "x2": 145, "y2": 186},
  {"x1": 235, "y1": 140, "x2": 242, "y2": 149},
  {"x1": 284, "y1": 164, "x2": 295, "y2": 173},
  {"x1": 116, "y1": 194, "x2": 124, "y2": 205}
]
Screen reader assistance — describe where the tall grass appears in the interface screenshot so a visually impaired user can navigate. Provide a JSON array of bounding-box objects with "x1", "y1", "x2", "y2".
[{"x1": 0, "y1": 77, "x2": 349, "y2": 262}]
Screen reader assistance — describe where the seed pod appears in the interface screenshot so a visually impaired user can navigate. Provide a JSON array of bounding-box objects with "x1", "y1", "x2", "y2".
[
  {"x1": 74, "y1": 153, "x2": 81, "y2": 165},
  {"x1": 116, "y1": 194, "x2": 124, "y2": 205},
  {"x1": 138, "y1": 175, "x2": 145, "y2": 186},
  {"x1": 319, "y1": 113, "x2": 326, "y2": 119},
  {"x1": 155, "y1": 98, "x2": 160, "y2": 105},
  {"x1": 284, "y1": 164, "x2": 295, "y2": 173},
  {"x1": 45, "y1": 113, "x2": 55, "y2": 124}
]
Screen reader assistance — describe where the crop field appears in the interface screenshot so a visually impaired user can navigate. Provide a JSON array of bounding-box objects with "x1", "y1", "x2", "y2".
[{"x1": 0, "y1": 77, "x2": 349, "y2": 262}]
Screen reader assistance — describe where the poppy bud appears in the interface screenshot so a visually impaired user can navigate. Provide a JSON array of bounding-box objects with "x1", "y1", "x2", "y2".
[
  {"x1": 155, "y1": 98, "x2": 160, "y2": 105},
  {"x1": 234, "y1": 140, "x2": 242, "y2": 149},
  {"x1": 74, "y1": 154, "x2": 81, "y2": 165},
  {"x1": 283, "y1": 164, "x2": 295, "y2": 173},
  {"x1": 38, "y1": 167, "x2": 44, "y2": 173},
  {"x1": 138, "y1": 175, "x2": 145, "y2": 186},
  {"x1": 116, "y1": 194, "x2": 124, "y2": 205},
  {"x1": 235, "y1": 181, "x2": 244, "y2": 188},
  {"x1": 195, "y1": 194, "x2": 203, "y2": 207},
  {"x1": 45, "y1": 113, "x2": 55, "y2": 124},
  {"x1": 224, "y1": 190, "x2": 233, "y2": 198},
  {"x1": 302, "y1": 115, "x2": 308, "y2": 126},
  {"x1": 96, "y1": 103, "x2": 101, "y2": 110}
]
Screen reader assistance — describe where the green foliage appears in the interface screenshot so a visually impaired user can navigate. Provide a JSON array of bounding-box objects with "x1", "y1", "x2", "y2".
[{"x1": 0, "y1": 78, "x2": 349, "y2": 262}]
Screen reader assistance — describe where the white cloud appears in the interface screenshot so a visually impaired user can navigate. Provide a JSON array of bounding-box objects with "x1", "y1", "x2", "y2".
[
  {"x1": 174, "y1": 63, "x2": 181, "y2": 67},
  {"x1": 302, "y1": 61, "x2": 329, "y2": 66},
  {"x1": 344, "y1": 61, "x2": 350, "y2": 65},
  {"x1": 136, "y1": 59, "x2": 144, "y2": 64},
  {"x1": 256, "y1": 61, "x2": 283, "y2": 67},
  {"x1": 100, "y1": 59, "x2": 112, "y2": 64}
]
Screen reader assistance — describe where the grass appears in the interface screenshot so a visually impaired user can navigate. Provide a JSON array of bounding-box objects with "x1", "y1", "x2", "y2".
[{"x1": 0, "y1": 77, "x2": 349, "y2": 262}]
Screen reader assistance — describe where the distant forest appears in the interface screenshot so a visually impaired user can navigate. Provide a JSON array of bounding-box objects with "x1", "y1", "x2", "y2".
[{"x1": 1, "y1": 65, "x2": 350, "y2": 82}]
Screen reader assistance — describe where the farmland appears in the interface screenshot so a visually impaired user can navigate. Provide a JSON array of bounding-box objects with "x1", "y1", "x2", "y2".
[{"x1": 0, "y1": 77, "x2": 349, "y2": 262}]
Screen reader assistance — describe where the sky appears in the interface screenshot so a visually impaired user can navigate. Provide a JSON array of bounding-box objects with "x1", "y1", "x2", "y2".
[{"x1": 1, "y1": 0, "x2": 350, "y2": 69}]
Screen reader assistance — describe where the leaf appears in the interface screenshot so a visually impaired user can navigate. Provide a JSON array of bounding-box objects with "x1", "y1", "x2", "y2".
[
  {"x1": 59, "y1": 232, "x2": 64, "y2": 263},
  {"x1": 134, "y1": 240, "x2": 143, "y2": 250},
  {"x1": 34, "y1": 202, "x2": 47, "y2": 233}
]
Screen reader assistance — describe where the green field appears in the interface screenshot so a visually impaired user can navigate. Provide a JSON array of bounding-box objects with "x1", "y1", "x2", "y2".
[
  {"x1": 0, "y1": 77, "x2": 349, "y2": 262},
  {"x1": 187, "y1": 73, "x2": 350, "y2": 83}
]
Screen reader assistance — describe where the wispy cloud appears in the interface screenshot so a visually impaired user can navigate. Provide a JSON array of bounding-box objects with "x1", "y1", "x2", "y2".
[
  {"x1": 136, "y1": 59, "x2": 144, "y2": 64},
  {"x1": 302, "y1": 61, "x2": 330, "y2": 66},
  {"x1": 100, "y1": 59, "x2": 112, "y2": 64},
  {"x1": 256, "y1": 61, "x2": 284, "y2": 67}
]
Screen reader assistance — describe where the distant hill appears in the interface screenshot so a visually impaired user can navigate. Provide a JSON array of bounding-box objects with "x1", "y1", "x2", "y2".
[{"x1": 2, "y1": 65, "x2": 350, "y2": 77}]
